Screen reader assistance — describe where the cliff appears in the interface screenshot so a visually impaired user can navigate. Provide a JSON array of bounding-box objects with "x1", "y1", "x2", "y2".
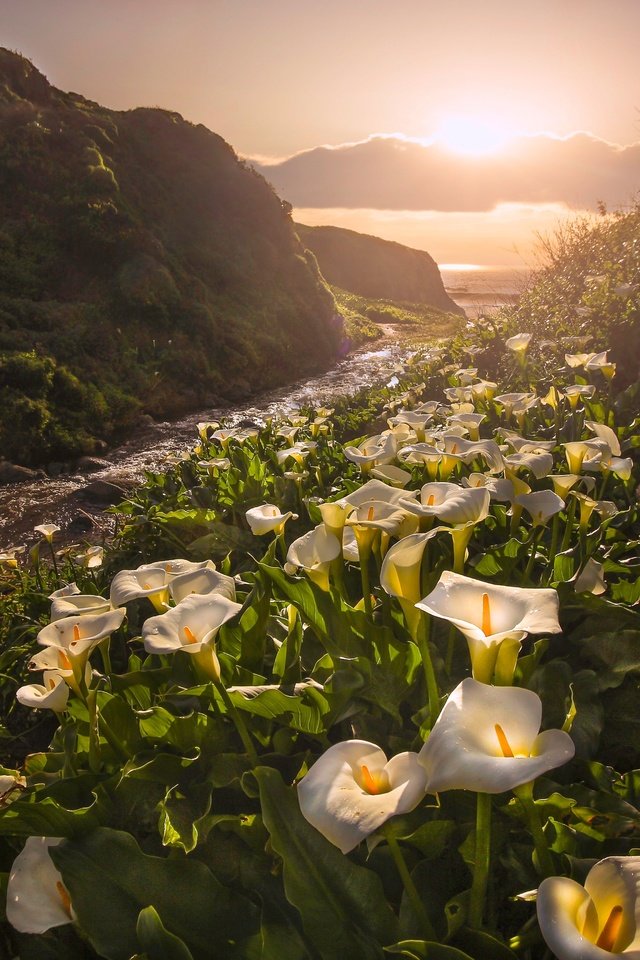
[
  {"x1": 295, "y1": 223, "x2": 463, "y2": 314},
  {"x1": 0, "y1": 49, "x2": 341, "y2": 466}
]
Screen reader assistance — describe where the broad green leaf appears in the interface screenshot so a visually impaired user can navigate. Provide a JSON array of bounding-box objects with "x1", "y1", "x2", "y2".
[
  {"x1": 255, "y1": 765, "x2": 398, "y2": 959},
  {"x1": 258, "y1": 564, "x2": 370, "y2": 658},
  {"x1": 51, "y1": 827, "x2": 259, "y2": 960},
  {"x1": 159, "y1": 781, "x2": 213, "y2": 852},
  {"x1": 136, "y1": 906, "x2": 195, "y2": 960}
]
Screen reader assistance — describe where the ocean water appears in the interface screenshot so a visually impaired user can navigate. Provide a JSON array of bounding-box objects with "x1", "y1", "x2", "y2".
[{"x1": 440, "y1": 265, "x2": 531, "y2": 318}]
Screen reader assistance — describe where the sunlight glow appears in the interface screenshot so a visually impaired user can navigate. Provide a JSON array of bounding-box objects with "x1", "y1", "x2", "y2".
[{"x1": 435, "y1": 115, "x2": 510, "y2": 155}]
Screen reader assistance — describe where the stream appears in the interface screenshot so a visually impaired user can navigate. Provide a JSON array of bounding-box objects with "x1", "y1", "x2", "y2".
[{"x1": 0, "y1": 328, "x2": 421, "y2": 549}]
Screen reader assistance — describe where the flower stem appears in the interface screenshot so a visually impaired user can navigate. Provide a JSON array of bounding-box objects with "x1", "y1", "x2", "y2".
[
  {"x1": 214, "y1": 679, "x2": 259, "y2": 767},
  {"x1": 359, "y1": 552, "x2": 373, "y2": 618},
  {"x1": 384, "y1": 829, "x2": 435, "y2": 941},
  {"x1": 469, "y1": 792, "x2": 492, "y2": 929},
  {"x1": 514, "y1": 782, "x2": 554, "y2": 878},
  {"x1": 415, "y1": 614, "x2": 440, "y2": 729}
]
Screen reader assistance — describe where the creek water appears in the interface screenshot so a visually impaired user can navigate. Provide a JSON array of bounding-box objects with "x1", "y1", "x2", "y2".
[{"x1": 0, "y1": 330, "x2": 419, "y2": 549}]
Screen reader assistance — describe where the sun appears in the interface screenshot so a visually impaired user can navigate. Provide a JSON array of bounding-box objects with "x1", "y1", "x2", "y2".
[{"x1": 435, "y1": 114, "x2": 510, "y2": 156}]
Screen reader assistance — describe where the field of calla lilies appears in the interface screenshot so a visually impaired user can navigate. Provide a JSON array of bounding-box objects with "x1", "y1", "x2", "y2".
[{"x1": 2, "y1": 305, "x2": 640, "y2": 960}]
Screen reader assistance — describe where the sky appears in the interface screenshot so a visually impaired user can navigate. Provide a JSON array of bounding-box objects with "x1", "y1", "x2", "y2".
[{"x1": 4, "y1": 0, "x2": 640, "y2": 264}]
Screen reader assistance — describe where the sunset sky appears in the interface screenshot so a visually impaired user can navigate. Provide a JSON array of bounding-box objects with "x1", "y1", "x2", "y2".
[{"x1": 5, "y1": 0, "x2": 640, "y2": 264}]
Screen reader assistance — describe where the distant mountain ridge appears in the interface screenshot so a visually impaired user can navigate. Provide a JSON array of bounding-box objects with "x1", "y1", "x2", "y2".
[
  {"x1": 296, "y1": 223, "x2": 463, "y2": 314},
  {"x1": 0, "y1": 48, "x2": 341, "y2": 465}
]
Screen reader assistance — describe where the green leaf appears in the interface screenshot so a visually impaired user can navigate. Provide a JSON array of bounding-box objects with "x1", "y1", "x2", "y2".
[
  {"x1": 159, "y1": 781, "x2": 213, "y2": 852},
  {"x1": 258, "y1": 564, "x2": 370, "y2": 658},
  {"x1": 136, "y1": 906, "x2": 195, "y2": 960},
  {"x1": 51, "y1": 827, "x2": 259, "y2": 960},
  {"x1": 452, "y1": 929, "x2": 518, "y2": 960},
  {"x1": 254, "y1": 765, "x2": 398, "y2": 959},
  {"x1": 384, "y1": 942, "x2": 473, "y2": 960}
]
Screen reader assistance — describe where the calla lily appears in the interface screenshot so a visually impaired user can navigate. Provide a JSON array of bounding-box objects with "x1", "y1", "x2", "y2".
[
  {"x1": 419, "y1": 678, "x2": 575, "y2": 794},
  {"x1": 0, "y1": 773, "x2": 26, "y2": 807},
  {"x1": 110, "y1": 559, "x2": 215, "y2": 610},
  {"x1": 461, "y1": 473, "x2": 516, "y2": 502},
  {"x1": 573, "y1": 558, "x2": 606, "y2": 595},
  {"x1": 6, "y1": 837, "x2": 74, "y2": 934},
  {"x1": 246, "y1": 504, "x2": 298, "y2": 536},
  {"x1": 506, "y1": 333, "x2": 532, "y2": 354},
  {"x1": 37, "y1": 608, "x2": 126, "y2": 675},
  {"x1": 441, "y1": 435, "x2": 505, "y2": 473},
  {"x1": 416, "y1": 571, "x2": 561, "y2": 683},
  {"x1": 16, "y1": 672, "x2": 69, "y2": 712},
  {"x1": 297, "y1": 740, "x2": 428, "y2": 854},
  {"x1": 380, "y1": 528, "x2": 444, "y2": 634},
  {"x1": 565, "y1": 352, "x2": 595, "y2": 368},
  {"x1": 586, "y1": 351, "x2": 616, "y2": 379},
  {"x1": 34, "y1": 523, "x2": 60, "y2": 543},
  {"x1": 564, "y1": 384, "x2": 596, "y2": 409},
  {"x1": 501, "y1": 432, "x2": 556, "y2": 453},
  {"x1": 563, "y1": 440, "x2": 604, "y2": 474},
  {"x1": 515, "y1": 490, "x2": 564, "y2": 526},
  {"x1": 447, "y1": 412, "x2": 486, "y2": 441},
  {"x1": 549, "y1": 474, "x2": 581, "y2": 500},
  {"x1": 142, "y1": 592, "x2": 242, "y2": 680},
  {"x1": 537, "y1": 857, "x2": 640, "y2": 958},
  {"x1": 343, "y1": 433, "x2": 397, "y2": 471},
  {"x1": 346, "y1": 501, "x2": 415, "y2": 557},
  {"x1": 471, "y1": 380, "x2": 498, "y2": 401},
  {"x1": 338, "y1": 478, "x2": 408, "y2": 508},
  {"x1": 285, "y1": 525, "x2": 341, "y2": 591},
  {"x1": 370, "y1": 464, "x2": 413, "y2": 487},
  {"x1": 50, "y1": 593, "x2": 112, "y2": 621},
  {"x1": 401, "y1": 486, "x2": 490, "y2": 527},
  {"x1": 168, "y1": 566, "x2": 237, "y2": 604},
  {"x1": 505, "y1": 450, "x2": 554, "y2": 480}
]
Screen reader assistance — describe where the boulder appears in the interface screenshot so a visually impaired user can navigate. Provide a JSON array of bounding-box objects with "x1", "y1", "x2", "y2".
[
  {"x1": 0, "y1": 461, "x2": 45, "y2": 484},
  {"x1": 75, "y1": 456, "x2": 112, "y2": 473},
  {"x1": 74, "y1": 474, "x2": 137, "y2": 504}
]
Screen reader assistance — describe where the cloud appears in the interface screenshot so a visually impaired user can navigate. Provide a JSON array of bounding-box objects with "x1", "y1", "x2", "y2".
[{"x1": 251, "y1": 133, "x2": 640, "y2": 212}]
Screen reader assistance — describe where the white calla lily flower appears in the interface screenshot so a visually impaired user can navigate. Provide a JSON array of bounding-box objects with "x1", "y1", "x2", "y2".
[
  {"x1": 34, "y1": 523, "x2": 61, "y2": 543},
  {"x1": 50, "y1": 593, "x2": 112, "y2": 621},
  {"x1": 573, "y1": 558, "x2": 606, "y2": 595},
  {"x1": 505, "y1": 450, "x2": 554, "y2": 480},
  {"x1": 419, "y1": 678, "x2": 575, "y2": 794},
  {"x1": 246, "y1": 503, "x2": 297, "y2": 536},
  {"x1": 6, "y1": 837, "x2": 74, "y2": 934},
  {"x1": 416, "y1": 571, "x2": 561, "y2": 683},
  {"x1": 168, "y1": 566, "x2": 237, "y2": 604},
  {"x1": 515, "y1": 490, "x2": 564, "y2": 526},
  {"x1": 505, "y1": 333, "x2": 532, "y2": 353},
  {"x1": 338, "y1": 478, "x2": 409, "y2": 508},
  {"x1": 142, "y1": 592, "x2": 242, "y2": 655},
  {"x1": 285, "y1": 525, "x2": 341, "y2": 591},
  {"x1": 370, "y1": 464, "x2": 413, "y2": 487},
  {"x1": 537, "y1": 857, "x2": 640, "y2": 958},
  {"x1": 142, "y1": 592, "x2": 242, "y2": 680},
  {"x1": 37, "y1": 609, "x2": 125, "y2": 681},
  {"x1": 298, "y1": 740, "x2": 428, "y2": 854},
  {"x1": 16, "y1": 672, "x2": 69, "y2": 712}
]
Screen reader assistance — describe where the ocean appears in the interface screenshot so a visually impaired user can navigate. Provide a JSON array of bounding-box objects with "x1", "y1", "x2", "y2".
[{"x1": 440, "y1": 265, "x2": 531, "y2": 319}]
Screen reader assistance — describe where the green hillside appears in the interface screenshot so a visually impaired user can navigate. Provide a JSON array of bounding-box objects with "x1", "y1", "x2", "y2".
[
  {"x1": 0, "y1": 49, "x2": 342, "y2": 466},
  {"x1": 295, "y1": 222, "x2": 464, "y2": 315}
]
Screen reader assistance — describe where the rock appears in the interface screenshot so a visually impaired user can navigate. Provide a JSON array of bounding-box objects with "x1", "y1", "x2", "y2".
[
  {"x1": 67, "y1": 514, "x2": 94, "y2": 533},
  {"x1": 76, "y1": 456, "x2": 112, "y2": 473},
  {"x1": 75, "y1": 474, "x2": 137, "y2": 504},
  {"x1": 0, "y1": 461, "x2": 45, "y2": 484}
]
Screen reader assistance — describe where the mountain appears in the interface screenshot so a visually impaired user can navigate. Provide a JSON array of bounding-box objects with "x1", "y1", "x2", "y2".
[
  {"x1": 296, "y1": 223, "x2": 463, "y2": 314},
  {"x1": 254, "y1": 134, "x2": 640, "y2": 211},
  {"x1": 0, "y1": 49, "x2": 341, "y2": 466}
]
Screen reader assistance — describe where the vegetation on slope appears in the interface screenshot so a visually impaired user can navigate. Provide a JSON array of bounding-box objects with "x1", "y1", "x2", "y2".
[
  {"x1": 296, "y1": 222, "x2": 464, "y2": 315},
  {"x1": 332, "y1": 286, "x2": 463, "y2": 349},
  {"x1": 0, "y1": 49, "x2": 342, "y2": 466}
]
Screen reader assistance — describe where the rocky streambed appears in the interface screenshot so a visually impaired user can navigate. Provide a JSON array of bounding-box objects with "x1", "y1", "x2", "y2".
[{"x1": 0, "y1": 330, "x2": 422, "y2": 549}]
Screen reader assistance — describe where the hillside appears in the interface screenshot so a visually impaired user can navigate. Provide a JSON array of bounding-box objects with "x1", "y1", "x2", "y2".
[
  {"x1": 0, "y1": 49, "x2": 342, "y2": 466},
  {"x1": 295, "y1": 223, "x2": 463, "y2": 314}
]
